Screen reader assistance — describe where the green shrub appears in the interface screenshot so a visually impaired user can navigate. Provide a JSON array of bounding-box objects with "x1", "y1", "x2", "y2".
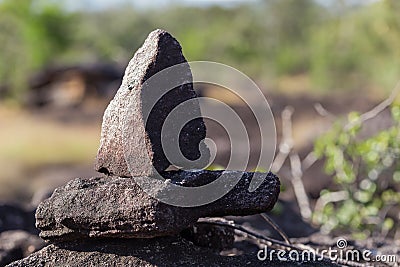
[{"x1": 313, "y1": 104, "x2": 400, "y2": 237}]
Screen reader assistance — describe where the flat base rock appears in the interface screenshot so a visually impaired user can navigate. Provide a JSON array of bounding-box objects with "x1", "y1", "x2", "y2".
[
  {"x1": 7, "y1": 236, "x2": 339, "y2": 267},
  {"x1": 36, "y1": 170, "x2": 280, "y2": 241}
]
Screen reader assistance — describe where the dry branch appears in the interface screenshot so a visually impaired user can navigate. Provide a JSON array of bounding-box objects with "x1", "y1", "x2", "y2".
[
  {"x1": 271, "y1": 106, "x2": 294, "y2": 173},
  {"x1": 289, "y1": 153, "x2": 312, "y2": 220},
  {"x1": 344, "y1": 81, "x2": 400, "y2": 131}
]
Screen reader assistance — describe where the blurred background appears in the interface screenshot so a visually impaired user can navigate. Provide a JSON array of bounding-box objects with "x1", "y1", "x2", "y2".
[{"x1": 1, "y1": 0, "x2": 400, "y2": 244}]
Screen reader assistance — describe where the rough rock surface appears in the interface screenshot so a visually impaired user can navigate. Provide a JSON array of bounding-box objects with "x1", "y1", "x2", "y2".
[
  {"x1": 95, "y1": 29, "x2": 208, "y2": 177},
  {"x1": 0, "y1": 230, "x2": 45, "y2": 266},
  {"x1": 36, "y1": 170, "x2": 280, "y2": 241},
  {"x1": 7, "y1": 236, "x2": 339, "y2": 267}
]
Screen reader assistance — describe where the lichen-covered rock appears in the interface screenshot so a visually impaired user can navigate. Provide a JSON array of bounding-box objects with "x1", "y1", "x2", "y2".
[
  {"x1": 36, "y1": 170, "x2": 280, "y2": 241},
  {"x1": 95, "y1": 29, "x2": 208, "y2": 177}
]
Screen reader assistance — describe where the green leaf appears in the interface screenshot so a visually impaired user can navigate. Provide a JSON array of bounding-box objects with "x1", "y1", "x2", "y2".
[
  {"x1": 391, "y1": 105, "x2": 400, "y2": 122},
  {"x1": 393, "y1": 171, "x2": 400, "y2": 183},
  {"x1": 383, "y1": 218, "x2": 394, "y2": 231}
]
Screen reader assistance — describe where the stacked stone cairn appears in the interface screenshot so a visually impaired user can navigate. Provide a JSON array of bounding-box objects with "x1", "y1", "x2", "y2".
[{"x1": 9, "y1": 30, "x2": 284, "y2": 266}]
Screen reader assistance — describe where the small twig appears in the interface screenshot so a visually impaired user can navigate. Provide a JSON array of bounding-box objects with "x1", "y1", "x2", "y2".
[
  {"x1": 301, "y1": 151, "x2": 318, "y2": 172},
  {"x1": 313, "y1": 191, "x2": 349, "y2": 224},
  {"x1": 271, "y1": 106, "x2": 294, "y2": 173},
  {"x1": 197, "y1": 218, "x2": 367, "y2": 267},
  {"x1": 197, "y1": 217, "x2": 298, "y2": 250},
  {"x1": 344, "y1": 81, "x2": 400, "y2": 131},
  {"x1": 314, "y1": 102, "x2": 336, "y2": 119},
  {"x1": 260, "y1": 213, "x2": 291, "y2": 245},
  {"x1": 394, "y1": 228, "x2": 400, "y2": 241},
  {"x1": 271, "y1": 106, "x2": 313, "y2": 221},
  {"x1": 378, "y1": 204, "x2": 394, "y2": 238},
  {"x1": 289, "y1": 153, "x2": 312, "y2": 220}
]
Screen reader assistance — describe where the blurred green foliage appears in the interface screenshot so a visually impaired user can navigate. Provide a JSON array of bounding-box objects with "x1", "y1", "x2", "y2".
[
  {"x1": 0, "y1": 0, "x2": 400, "y2": 98},
  {"x1": 313, "y1": 104, "x2": 400, "y2": 237},
  {"x1": 0, "y1": 0, "x2": 74, "y2": 98}
]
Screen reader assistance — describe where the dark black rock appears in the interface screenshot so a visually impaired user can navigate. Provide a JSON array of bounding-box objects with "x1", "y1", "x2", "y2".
[
  {"x1": 36, "y1": 171, "x2": 280, "y2": 241},
  {"x1": 0, "y1": 230, "x2": 44, "y2": 266},
  {"x1": 95, "y1": 29, "x2": 208, "y2": 177}
]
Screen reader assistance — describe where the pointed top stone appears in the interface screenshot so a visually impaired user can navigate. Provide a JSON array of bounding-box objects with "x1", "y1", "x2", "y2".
[{"x1": 95, "y1": 29, "x2": 208, "y2": 177}]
